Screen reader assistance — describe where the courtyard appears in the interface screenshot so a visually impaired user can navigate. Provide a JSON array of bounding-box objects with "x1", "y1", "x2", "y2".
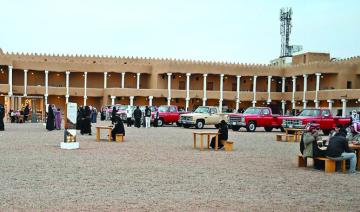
[{"x1": 0, "y1": 122, "x2": 359, "y2": 211}]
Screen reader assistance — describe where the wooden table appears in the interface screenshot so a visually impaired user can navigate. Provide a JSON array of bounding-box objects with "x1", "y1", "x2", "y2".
[
  {"x1": 349, "y1": 144, "x2": 360, "y2": 171},
  {"x1": 193, "y1": 131, "x2": 219, "y2": 151},
  {"x1": 95, "y1": 126, "x2": 113, "y2": 142},
  {"x1": 284, "y1": 128, "x2": 304, "y2": 142}
]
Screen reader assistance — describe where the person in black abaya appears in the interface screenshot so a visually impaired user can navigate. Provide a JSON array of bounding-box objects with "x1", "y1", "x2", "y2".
[
  {"x1": 210, "y1": 120, "x2": 228, "y2": 149},
  {"x1": 46, "y1": 104, "x2": 55, "y2": 131},
  {"x1": 111, "y1": 106, "x2": 117, "y2": 124},
  {"x1": 23, "y1": 104, "x2": 30, "y2": 122},
  {"x1": 0, "y1": 104, "x2": 5, "y2": 131},
  {"x1": 81, "y1": 106, "x2": 92, "y2": 135},
  {"x1": 111, "y1": 117, "x2": 125, "y2": 141},
  {"x1": 76, "y1": 107, "x2": 84, "y2": 130},
  {"x1": 133, "y1": 106, "x2": 142, "y2": 128}
]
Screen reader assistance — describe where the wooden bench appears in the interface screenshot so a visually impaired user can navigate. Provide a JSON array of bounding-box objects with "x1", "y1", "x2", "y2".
[
  {"x1": 276, "y1": 134, "x2": 295, "y2": 142},
  {"x1": 115, "y1": 134, "x2": 124, "y2": 142},
  {"x1": 297, "y1": 154, "x2": 346, "y2": 173},
  {"x1": 221, "y1": 140, "x2": 234, "y2": 151}
]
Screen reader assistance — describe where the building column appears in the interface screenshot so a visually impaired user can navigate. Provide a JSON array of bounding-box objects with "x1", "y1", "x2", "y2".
[
  {"x1": 121, "y1": 72, "x2": 125, "y2": 88},
  {"x1": 130, "y1": 96, "x2": 134, "y2": 106},
  {"x1": 167, "y1": 73, "x2": 172, "y2": 106},
  {"x1": 252, "y1": 76, "x2": 257, "y2": 107},
  {"x1": 281, "y1": 100, "x2": 286, "y2": 115},
  {"x1": 281, "y1": 77, "x2": 286, "y2": 114},
  {"x1": 83, "y1": 72, "x2": 87, "y2": 106},
  {"x1": 148, "y1": 96, "x2": 153, "y2": 106},
  {"x1": 8, "y1": 65, "x2": 13, "y2": 96},
  {"x1": 23, "y1": 69, "x2": 28, "y2": 97},
  {"x1": 203, "y1": 74, "x2": 207, "y2": 106},
  {"x1": 185, "y1": 73, "x2": 191, "y2": 112},
  {"x1": 302, "y1": 74, "x2": 307, "y2": 109},
  {"x1": 341, "y1": 99, "x2": 347, "y2": 118},
  {"x1": 267, "y1": 75, "x2": 272, "y2": 104},
  {"x1": 327, "y1": 99, "x2": 334, "y2": 112},
  {"x1": 315, "y1": 73, "x2": 321, "y2": 108},
  {"x1": 136, "y1": 73, "x2": 141, "y2": 90},
  {"x1": 110, "y1": 96, "x2": 116, "y2": 105},
  {"x1": 44, "y1": 70, "x2": 49, "y2": 108},
  {"x1": 45, "y1": 70, "x2": 49, "y2": 96},
  {"x1": 65, "y1": 71, "x2": 70, "y2": 103},
  {"x1": 236, "y1": 75, "x2": 241, "y2": 111},
  {"x1": 104, "y1": 72, "x2": 107, "y2": 89},
  {"x1": 219, "y1": 74, "x2": 224, "y2": 112},
  {"x1": 292, "y1": 76, "x2": 297, "y2": 109},
  {"x1": 84, "y1": 96, "x2": 87, "y2": 106}
]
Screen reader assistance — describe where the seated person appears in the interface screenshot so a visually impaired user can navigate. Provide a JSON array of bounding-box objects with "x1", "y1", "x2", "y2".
[
  {"x1": 326, "y1": 131, "x2": 357, "y2": 173},
  {"x1": 329, "y1": 124, "x2": 347, "y2": 140},
  {"x1": 300, "y1": 123, "x2": 326, "y2": 169},
  {"x1": 210, "y1": 120, "x2": 228, "y2": 149},
  {"x1": 111, "y1": 117, "x2": 125, "y2": 141},
  {"x1": 346, "y1": 122, "x2": 360, "y2": 145}
]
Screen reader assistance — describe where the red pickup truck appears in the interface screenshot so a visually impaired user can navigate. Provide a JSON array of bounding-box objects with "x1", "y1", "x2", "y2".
[
  {"x1": 281, "y1": 108, "x2": 351, "y2": 135},
  {"x1": 228, "y1": 107, "x2": 285, "y2": 132},
  {"x1": 154, "y1": 105, "x2": 185, "y2": 127}
]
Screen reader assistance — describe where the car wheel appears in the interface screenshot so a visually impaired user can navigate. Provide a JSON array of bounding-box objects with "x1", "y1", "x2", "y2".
[
  {"x1": 195, "y1": 120, "x2": 204, "y2": 129},
  {"x1": 264, "y1": 127, "x2": 273, "y2": 132},
  {"x1": 246, "y1": 121, "x2": 256, "y2": 132},
  {"x1": 176, "y1": 122, "x2": 182, "y2": 127},
  {"x1": 232, "y1": 126, "x2": 241, "y2": 131},
  {"x1": 158, "y1": 119, "x2": 164, "y2": 127}
]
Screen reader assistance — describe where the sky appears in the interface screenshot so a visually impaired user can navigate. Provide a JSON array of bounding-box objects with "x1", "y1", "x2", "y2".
[{"x1": 0, "y1": 0, "x2": 359, "y2": 64}]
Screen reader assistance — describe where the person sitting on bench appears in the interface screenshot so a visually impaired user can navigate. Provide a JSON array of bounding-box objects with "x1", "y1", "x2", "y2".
[
  {"x1": 210, "y1": 120, "x2": 228, "y2": 149},
  {"x1": 346, "y1": 122, "x2": 360, "y2": 145},
  {"x1": 300, "y1": 123, "x2": 326, "y2": 169},
  {"x1": 326, "y1": 132, "x2": 357, "y2": 174},
  {"x1": 112, "y1": 117, "x2": 125, "y2": 141}
]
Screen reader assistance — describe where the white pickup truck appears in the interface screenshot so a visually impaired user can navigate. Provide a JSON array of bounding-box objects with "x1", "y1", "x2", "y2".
[{"x1": 179, "y1": 106, "x2": 229, "y2": 129}]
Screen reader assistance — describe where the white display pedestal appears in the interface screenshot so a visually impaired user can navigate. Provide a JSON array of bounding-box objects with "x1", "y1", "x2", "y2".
[{"x1": 60, "y1": 142, "x2": 79, "y2": 150}]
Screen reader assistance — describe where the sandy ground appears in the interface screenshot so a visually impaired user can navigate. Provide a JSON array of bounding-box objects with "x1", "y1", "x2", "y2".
[{"x1": 0, "y1": 121, "x2": 359, "y2": 211}]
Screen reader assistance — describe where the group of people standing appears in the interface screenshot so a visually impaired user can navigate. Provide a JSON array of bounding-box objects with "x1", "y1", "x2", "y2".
[
  {"x1": 76, "y1": 106, "x2": 96, "y2": 135},
  {"x1": 46, "y1": 104, "x2": 62, "y2": 131},
  {"x1": 45, "y1": 104, "x2": 98, "y2": 136}
]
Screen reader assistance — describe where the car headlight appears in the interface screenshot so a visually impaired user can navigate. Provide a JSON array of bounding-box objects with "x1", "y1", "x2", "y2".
[{"x1": 241, "y1": 117, "x2": 245, "y2": 122}]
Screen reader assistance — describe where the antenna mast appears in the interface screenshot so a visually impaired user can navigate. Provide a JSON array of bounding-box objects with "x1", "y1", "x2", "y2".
[{"x1": 280, "y1": 8, "x2": 292, "y2": 58}]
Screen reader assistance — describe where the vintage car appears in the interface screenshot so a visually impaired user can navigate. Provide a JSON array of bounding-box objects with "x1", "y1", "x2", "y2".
[{"x1": 179, "y1": 106, "x2": 228, "y2": 129}]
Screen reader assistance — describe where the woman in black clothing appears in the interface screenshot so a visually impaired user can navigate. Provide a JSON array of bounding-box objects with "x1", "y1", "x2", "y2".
[
  {"x1": 0, "y1": 104, "x2": 5, "y2": 131},
  {"x1": 46, "y1": 104, "x2": 55, "y2": 131},
  {"x1": 81, "y1": 106, "x2": 92, "y2": 135},
  {"x1": 111, "y1": 106, "x2": 117, "y2": 124},
  {"x1": 210, "y1": 120, "x2": 228, "y2": 149},
  {"x1": 112, "y1": 117, "x2": 125, "y2": 141}
]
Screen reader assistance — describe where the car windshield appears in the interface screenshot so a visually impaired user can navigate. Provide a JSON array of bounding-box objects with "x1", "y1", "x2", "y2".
[
  {"x1": 243, "y1": 108, "x2": 261, "y2": 115},
  {"x1": 194, "y1": 107, "x2": 209, "y2": 113},
  {"x1": 140, "y1": 106, "x2": 156, "y2": 112},
  {"x1": 118, "y1": 105, "x2": 128, "y2": 110},
  {"x1": 158, "y1": 106, "x2": 168, "y2": 112},
  {"x1": 299, "y1": 109, "x2": 321, "y2": 117}
]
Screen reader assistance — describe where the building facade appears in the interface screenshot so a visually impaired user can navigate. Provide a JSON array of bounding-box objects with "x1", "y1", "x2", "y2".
[{"x1": 0, "y1": 48, "x2": 360, "y2": 120}]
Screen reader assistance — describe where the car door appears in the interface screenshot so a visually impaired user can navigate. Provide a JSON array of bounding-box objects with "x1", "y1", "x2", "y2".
[
  {"x1": 208, "y1": 108, "x2": 219, "y2": 124},
  {"x1": 261, "y1": 108, "x2": 272, "y2": 127},
  {"x1": 319, "y1": 109, "x2": 333, "y2": 129},
  {"x1": 169, "y1": 106, "x2": 178, "y2": 123}
]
